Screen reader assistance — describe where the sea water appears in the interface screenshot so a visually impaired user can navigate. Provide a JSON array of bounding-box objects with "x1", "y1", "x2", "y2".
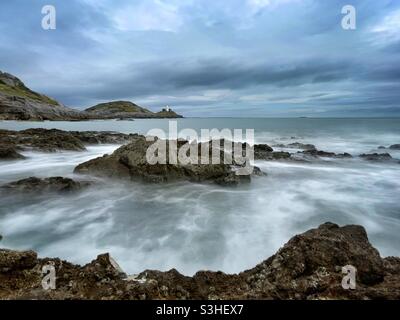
[{"x1": 0, "y1": 118, "x2": 399, "y2": 275}]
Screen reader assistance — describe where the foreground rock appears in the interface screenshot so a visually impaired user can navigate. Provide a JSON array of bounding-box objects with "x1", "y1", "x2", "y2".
[
  {"x1": 0, "y1": 177, "x2": 91, "y2": 193},
  {"x1": 0, "y1": 128, "x2": 140, "y2": 153},
  {"x1": 75, "y1": 136, "x2": 262, "y2": 185},
  {"x1": 1, "y1": 222, "x2": 399, "y2": 300}
]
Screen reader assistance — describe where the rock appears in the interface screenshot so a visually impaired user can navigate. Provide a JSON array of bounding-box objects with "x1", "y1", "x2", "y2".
[
  {"x1": 0, "y1": 128, "x2": 86, "y2": 152},
  {"x1": 301, "y1": 149, "x2": 336, "y2": 158},
  {"x1": 0, "y1": 222, "x2": 399, "y2": 300},
  {"x1": 0, "y1": 129, "x2": 141, "y2": 153},
  {"x1": 335, "y1": 152, "x2": 353, "y2": 158},
  {"x1": 255, "y1": 151, "x2": 292, "y2": 161},
  {"x1": 1, "y1": 177, "x2": 91, "y2": 193},
  {"x1": 70, "y1": 131, "x2": 141, "y2": 145},
  {"x1": 0, "y1": 146, "x2": 25, "y2": 160},
  {"x1": 378, "y1": 146, "x2": 386, "y2": 150},
  {"x1": 252, "y1": 144, "x2": 274, "y2": 159},
  {"x1": 296, "y1": 150, "x2": 353, "y2": 160},
  {"x1": 274, "y1": 142, "x2": 316, "y2": 151},
  {"x1": 75, "y1": 136, "x2": 260, "y2": 185},
  {"x1": 389, "y1": 144, "x2": 400, "y2": 150},
  {"x1": 245, "y1": 222, "x2": 384, "y2": 300},
  {"x1": 0, "y1": 249, "x2": 38, "y2": 273},
  {"x1": 359, "y1": 153, "x2": 393, "y2": 161},
  {"x1": 83, "y1": 253, "x2": 127, "y2": 280}
]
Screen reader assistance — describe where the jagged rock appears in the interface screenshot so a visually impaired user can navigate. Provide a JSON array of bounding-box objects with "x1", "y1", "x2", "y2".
[
  {"x1": 0, "y1": 249, "x2": 38, "y2": 273},
  {"x1": 359, "y1": 153, "x2": 393, "y2": 161},
  {"x1": 1, "y1": 177, "x2": 91, "y2": 193},
  {"x1": 74, "y1": 135, "x2": 260, "y2": 185},
  {"x1": 83, "y1": 253, "x2": 127, "y2": 280},
  {"x1": 252, "y1": 144, "x2": 274, "y2": 159},
  {"x1": 69, "y1": 131, "x2": 141, "y2": 145},
  {"x1": 0, "y1": 129, "x2": 142, "y2": 154},
  {"x1": 244, "y1": 222, "x2": 385, "y2": 300},
  {"x1": 0, "y1": 222, "x2": 399, "y2": 300},
  {"x1": 389, "y1": 144, "x2": 400, "y2": 150},
  {"x1": 0, "y1": 146, "x2": 25, "y2": 160},
  {"x1": 255, "y1": 151, "x2": 292, "y2": 161}
]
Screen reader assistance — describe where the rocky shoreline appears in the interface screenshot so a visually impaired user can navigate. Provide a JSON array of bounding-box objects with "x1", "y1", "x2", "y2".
[
  {"x1": 1, "y1": 129, "x2": 399, "y2": 300},
  {"x1": 0, "y1": 222, "x2": 399, "y2": 300}
]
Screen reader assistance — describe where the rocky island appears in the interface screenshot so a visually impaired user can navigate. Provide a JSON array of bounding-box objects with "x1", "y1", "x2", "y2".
[
  {"x1": 85, "y1": 101, "x2": 183, "y2": 119},
  {"x1": 0, "y1": 71, "x2": 183, "y2": 121}
]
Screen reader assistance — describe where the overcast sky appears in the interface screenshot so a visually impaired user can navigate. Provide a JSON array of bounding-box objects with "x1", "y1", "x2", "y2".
[{"x1": 1, "y1": 0, "x2": 399, "y2": 117}]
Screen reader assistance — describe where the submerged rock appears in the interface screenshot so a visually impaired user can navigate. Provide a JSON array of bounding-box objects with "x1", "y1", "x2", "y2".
[
  {"x1": 74, "y1": 135, "x2": 261, "y2": 186},
  {"x1": 299, "y1": 149, "x2": 353, "y2": 159},
  {"x1": 0, "y1": 146, "x2": 25, "y2": 160},
  {"x1": 274, "y1": 142, "x2": 316, "y2": 151},
  {"x1": 389, "y1": 144, "x2": 400, "y2": 150},
  {"x1": 1, "y1": 177, "x2": 91, "y2": 193},
  {"x1": 359, "y1": 153, "x2": 393, "y2": 161},
  {"x1": 0, "y1": 222, "x2": 399, "y2": 300}
]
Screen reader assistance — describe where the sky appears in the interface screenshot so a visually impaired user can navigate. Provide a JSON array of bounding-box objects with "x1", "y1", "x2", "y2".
[{"x1": 0, "y1": 0, "x2": 399, "y2": 117}]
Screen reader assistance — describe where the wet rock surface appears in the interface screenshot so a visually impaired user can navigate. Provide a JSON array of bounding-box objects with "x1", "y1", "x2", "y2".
[
  {"x1": 0, "y1": 177, "x2": 92, "y2": 193},
  {"x1": 273, "y1": 142, "x2": 317, "y2": 151},
  {"x1": 0, "y1": 146, "x2": 25, "y2": 160},
  {"x1": 359, "y1": 153, "x2": 393, "y2": 161},
  {"x1": 0, "y1": 128, "x2": 140, "y2": 154},
  {"x1": 0, "y1": 223, "x2": 399, "y2": 300},
  {"x1": 389, "y1": 144, "x2": 400, "y2": 150},
  {"x1": 74, "y1": 135, "x2": 261, "y2": 185}
]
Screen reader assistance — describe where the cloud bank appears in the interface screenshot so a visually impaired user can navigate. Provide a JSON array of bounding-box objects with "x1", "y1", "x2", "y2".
[{"x1": 0, "y1": 0, "x2": 399, "y2": 116}]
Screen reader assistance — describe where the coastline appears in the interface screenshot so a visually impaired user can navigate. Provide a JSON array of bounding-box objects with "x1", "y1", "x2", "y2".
[{"x1": 1, "y1": 222, "x2": 399, "y2": 300}]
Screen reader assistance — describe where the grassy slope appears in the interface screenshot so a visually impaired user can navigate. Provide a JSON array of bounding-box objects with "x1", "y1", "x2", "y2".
[
  {"x1": 0, "y1": 79, "x2": 59, "y2": 106},
  {"x1": 85, "y1": 101, "x2": 153, "y2": 114}
]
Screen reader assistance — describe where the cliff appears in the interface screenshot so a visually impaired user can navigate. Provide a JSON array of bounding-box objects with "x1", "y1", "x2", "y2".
[{"x1": 0, "y1": 71, "x2": 88, "y2": 121}]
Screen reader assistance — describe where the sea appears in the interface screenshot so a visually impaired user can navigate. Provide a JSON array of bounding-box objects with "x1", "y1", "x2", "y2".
[{"x1": 0, "y1": 118, "x2": 399, "y2": 275}]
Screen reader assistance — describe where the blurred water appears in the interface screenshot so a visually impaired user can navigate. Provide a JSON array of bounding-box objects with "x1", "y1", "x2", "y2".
[{"x1": 0, "y1": 118, "x2": 399, "y2": 275}]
